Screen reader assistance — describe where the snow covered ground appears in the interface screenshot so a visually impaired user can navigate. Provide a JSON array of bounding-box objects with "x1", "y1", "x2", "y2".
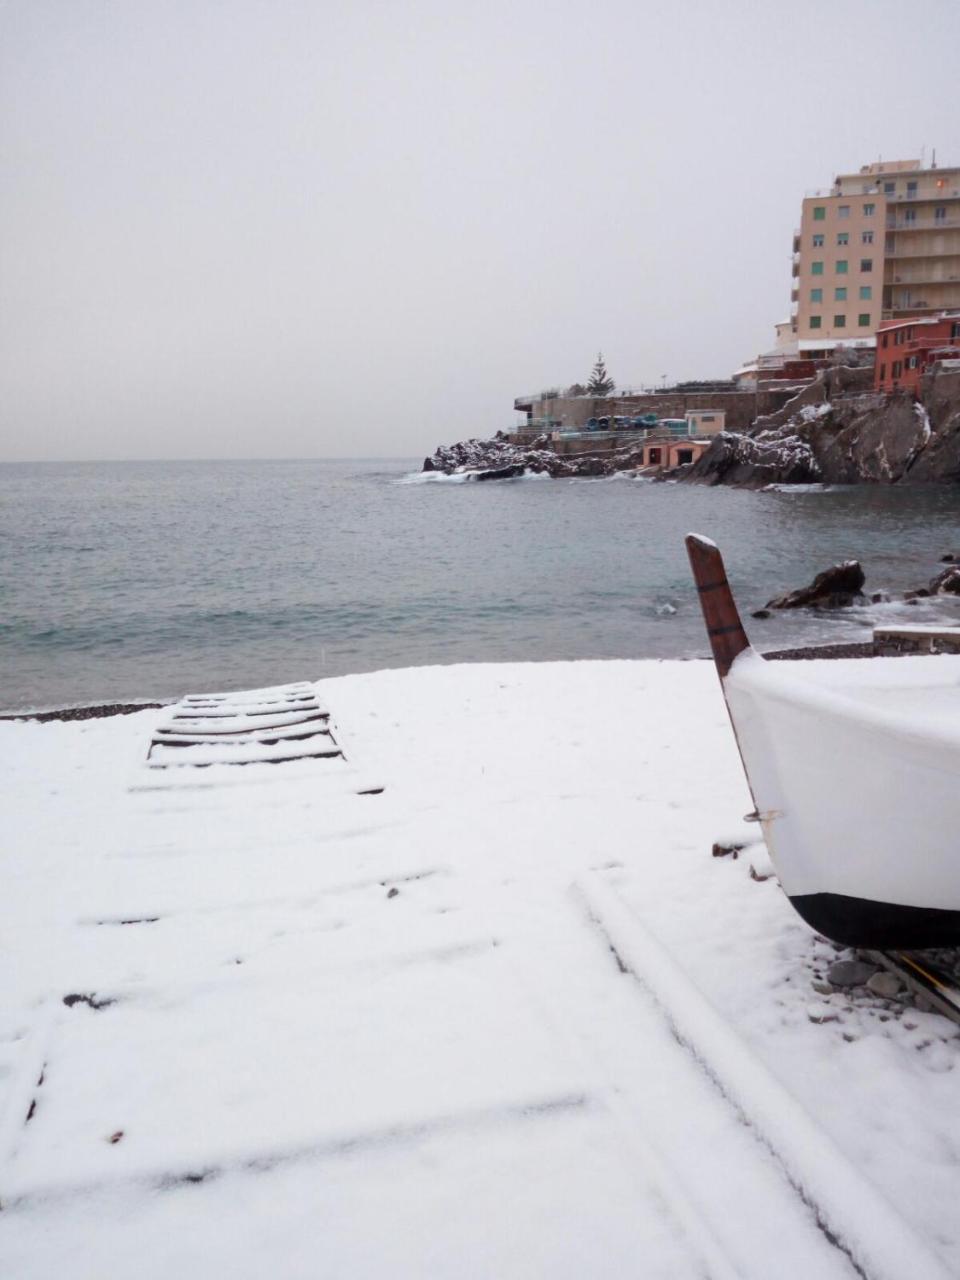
[{"x1": 2, "y1": 659, "x2": 959, "y2": 1278}]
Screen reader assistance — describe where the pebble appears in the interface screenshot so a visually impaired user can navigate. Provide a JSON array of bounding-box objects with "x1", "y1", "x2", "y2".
[
  {"x1": 827, "y1": 959, "x2": 878, "y2": 988},
  {"x1": 807, "y1": 1004, "x2": 840, "y2": 1024},
  {"x1": 866, "y1": 971, "x2": 901, "y2": 998},
  {"x1": 811, "y1": 980, "x2": 834, "y2": 996}
]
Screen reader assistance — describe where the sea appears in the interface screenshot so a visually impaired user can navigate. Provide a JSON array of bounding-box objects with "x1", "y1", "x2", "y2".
[{"x1": 2, "y1": 458, "x2": 960, "y2": 713}]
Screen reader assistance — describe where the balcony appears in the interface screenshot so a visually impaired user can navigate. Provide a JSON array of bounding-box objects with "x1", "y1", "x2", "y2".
[
  {"x1": 886, "y1": 214, "x2": 960, "y2": 231},
  {"x1": 885, "y1": 242, "x2": 960, "y2": 259},
  {"x1": 889, "y1": 270, "x2": 960, "y2": 286}
]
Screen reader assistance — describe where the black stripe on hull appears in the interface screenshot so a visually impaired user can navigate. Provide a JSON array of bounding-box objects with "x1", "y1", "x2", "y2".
[{"x1": 790, "y1": 892, "x2": 960, "y2": 949}]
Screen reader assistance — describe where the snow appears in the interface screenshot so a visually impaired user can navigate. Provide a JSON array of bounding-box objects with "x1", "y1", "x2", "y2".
[
  {"x1": 914, "y1": 401, "x2": 933, "y2": 443},
  {"x1": 798, "y1": 402, "x2": 833, "y2": 423},
  {"x1": 2, "y1": 659, "x2": 960, "y2": 1277}
]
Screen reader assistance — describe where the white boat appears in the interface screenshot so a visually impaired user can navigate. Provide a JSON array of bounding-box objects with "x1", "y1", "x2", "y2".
[{"x1": 687, "y1": 533, "x2": 960, "y2": 948}]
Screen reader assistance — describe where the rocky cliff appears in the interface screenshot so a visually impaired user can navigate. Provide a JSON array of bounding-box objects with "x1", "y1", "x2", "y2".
[
  {"x1": 424, "y1": 366, "x2": 960, "y2": 486},
  {"x1": 684, "y1": 365, "x2": 960, "y2": 488},
  {"x1": 422, "y1": 433, "x2": 652, "y2": 479}
]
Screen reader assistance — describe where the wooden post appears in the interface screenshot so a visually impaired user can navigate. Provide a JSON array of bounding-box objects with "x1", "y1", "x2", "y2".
[{"x1": 685, "y1": 534, "x2": 752, "y2": 678}]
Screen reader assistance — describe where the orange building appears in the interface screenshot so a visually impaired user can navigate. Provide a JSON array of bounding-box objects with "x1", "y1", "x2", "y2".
[{"x1": 875, "y1": 312, "x2": 960, "y2": 394}]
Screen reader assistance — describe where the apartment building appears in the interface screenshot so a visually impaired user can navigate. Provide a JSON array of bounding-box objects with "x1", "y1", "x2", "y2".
[
  {"x1": 788, "y1": 158, "x2": 960, "y2": 356},
  {"x1": 792, "y1": 187, "x2": 885, "y2": 355}
]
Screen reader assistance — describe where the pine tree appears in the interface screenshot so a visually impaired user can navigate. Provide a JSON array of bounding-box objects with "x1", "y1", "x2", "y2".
[{"x1": 586, "y1": 353, "x2": 616, "y2": 397}]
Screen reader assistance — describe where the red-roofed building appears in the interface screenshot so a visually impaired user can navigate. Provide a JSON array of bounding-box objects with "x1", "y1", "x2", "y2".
[{"x1": 875, "y1": 312, "x2": 960, "y2": 394}]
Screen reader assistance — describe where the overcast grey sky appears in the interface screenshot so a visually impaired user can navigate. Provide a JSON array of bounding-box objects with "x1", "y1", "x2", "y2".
[{"x1": 1, "y1": 0, "x2": 958, "y2": 461}]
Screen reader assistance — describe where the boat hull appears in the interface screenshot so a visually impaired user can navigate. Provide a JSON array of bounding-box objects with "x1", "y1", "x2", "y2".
[
  {"x1": 790, "y1": 892, "x2": 960, "y2": 950},
  {"x1": 685, "y1": 533, "x2": 960, "y2": 950}
]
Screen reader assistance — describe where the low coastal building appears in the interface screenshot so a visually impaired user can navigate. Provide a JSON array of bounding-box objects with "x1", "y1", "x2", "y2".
[
  {"x1": 636, "y1": 436, "x2": 712, "y2": 469},
  {"x1": 875, "y1": 312, "x2": 960, "y2": 394},
  {"x1": 685, "y1": 409, "x2": 726, "y2": 435}
]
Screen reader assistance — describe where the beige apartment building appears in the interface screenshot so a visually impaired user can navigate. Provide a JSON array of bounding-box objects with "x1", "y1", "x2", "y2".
[{"x1": 788, "y1": 158, "x2": 960, "y2": 355}]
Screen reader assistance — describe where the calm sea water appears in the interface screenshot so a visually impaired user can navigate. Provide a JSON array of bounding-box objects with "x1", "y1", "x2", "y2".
[{"x1": 2, "y1": 458, "x2": 960, "y2": 712}]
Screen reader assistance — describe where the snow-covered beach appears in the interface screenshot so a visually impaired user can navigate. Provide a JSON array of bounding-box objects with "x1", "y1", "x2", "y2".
[{"x1": 3, "y1": 658, "x2": 960, "y2": 1278}]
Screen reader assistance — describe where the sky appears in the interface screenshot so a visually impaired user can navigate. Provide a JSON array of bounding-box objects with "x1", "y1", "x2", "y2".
[{"x1": 1, "y1": 0, "x2": 958, "y2": 462}]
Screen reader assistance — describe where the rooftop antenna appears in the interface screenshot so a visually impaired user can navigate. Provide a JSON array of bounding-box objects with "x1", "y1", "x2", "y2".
[{"x1": 931, "y1": 147, "x2": 937, "y2": 170}]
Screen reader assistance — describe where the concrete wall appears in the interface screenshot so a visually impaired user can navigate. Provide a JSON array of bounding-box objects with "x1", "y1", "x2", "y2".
[{"x1": 518, "y1": 389, "x2": 793, "y2": 435}]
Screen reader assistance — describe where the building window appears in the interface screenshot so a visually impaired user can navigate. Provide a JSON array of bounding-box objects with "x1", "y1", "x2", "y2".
[
  {"x1": 904, "y1": 208, "x2": 916, "y2": 224},
  {"x1": 863, "y1": 202, "x2": 875, "y2": 216},
  {"x1": 881, "y1": 333, "x2": 889, "y2": 348},
  {"x1": 838, "y1": 205, "x2": 850, "y2": 219},
  {"x1": 879, "y1": 364, "x2": 886, "y2": 380},
  {"x1": 811, "y1": 261, "x2": 824, "y2": 275},
  {"x1": 837, "y1": 232, "x2": 849, "y2": 245},
  {"x1": 907, "y1": 180, "x2": 918, "y2": 199},
  {"x1": 892, "y1": 360, "x2": 902, "y2": 378},
  {"x1": 812, "y1": 234, "x2": 824, "y2": 247},
  {"x1": 883, "y1": 181, "x2": 895, "y2": 194},
  {"x1": 810, "y1": 315, "x2": 822, "y2": 329},
  {"x1": 834, "y1": 314, "x2": 846, "y2": 327},
  {"x1": 836, "y1": 260, "x2": 848, "y2": 274},
  {"x1": 858, "y1": 313, "x2": 871, "y2": 327},
  {"x1": 860, "y1": 286, "x2": 872, "y2": 300},
  {"x1": 952, "y1": 322, "x2": 960, "y2": 339},
  {"x1": 860, "y1": 258, "x2": 872, "y2": 272},
  {"x1": 701, "y1": 415, "x2": 715, "y2": 422},
  {"x1": 677, "y1": 449, "x2": 693, "y2": 465},
  {"x1": 810, "y1": 287, "x2": 822, "y2": 302},
  {"x1": 813, "y1": 206, "x2": 826, "y2": 221},
  {"x1": 862, "y1": 230, "x2": 874, "y2": 244},
  {"x1": 835, "y1": 287, "x2": 847, "y2": 301},
  {"x1": 936, "y1": 207, "x2": 947, "y2": 223},
  {"x1": 908, "y1": 355, "x2": 918, "y2": 369}
]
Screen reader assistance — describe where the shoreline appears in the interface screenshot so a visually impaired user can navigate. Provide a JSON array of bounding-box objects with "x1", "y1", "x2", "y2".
[{"x1": 0, "y1": 643, "x2": 888, "y2": 722}]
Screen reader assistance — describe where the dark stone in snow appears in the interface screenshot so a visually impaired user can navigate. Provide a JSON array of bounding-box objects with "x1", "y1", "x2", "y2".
[
  {"x1": 766, "y1": 561, "x2": 866, "y2": 610},
  {"x1": 827, "y1": 959, "x2": 878, "y2": 988},
  {"x1": 751, "y1": 608, "x2": 772, "y2": 619},
  {"x1": 866, "y1": 971, "x2": 901, "y2": 998}
]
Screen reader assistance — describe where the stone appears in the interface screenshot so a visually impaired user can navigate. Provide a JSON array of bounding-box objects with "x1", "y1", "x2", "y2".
[
  {"x1": 941, "y1": 553, "x2": 957, "y2": 563},
  {"x1": 751, "y1": 608, "x2": 771, "y2": 619},
  {"x1": 827, "y1": 959, "x2": 878, "y2": 988},
  {"x1": 711, "y1": 842, "x2": 742, "y2": 859},
  {"x1": 929, "y1": 566, "x2": 960, "y2": 595},
  {"x1": 811, "y1": 980, "x2": 834, "y2": 996},
  {"x1": 475, "y1": 463, "x2": 526, "y2": 481},
  {"x1": 807, "y1": 1004, "x2": 840, "y2": 1024},
  {"x1": 766, "y1": 561, "x2": 866, "y2": 611},
  {"x1": 866, "y1": 971, "x2": 901, "y2": 998}
]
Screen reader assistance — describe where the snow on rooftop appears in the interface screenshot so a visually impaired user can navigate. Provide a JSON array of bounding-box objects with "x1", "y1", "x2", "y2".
[{"x1": 2, "y1": 660, "x2": 960, "y2": 1278}]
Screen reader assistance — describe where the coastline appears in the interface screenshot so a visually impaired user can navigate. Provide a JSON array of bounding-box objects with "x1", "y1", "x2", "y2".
[{"x1": 0, "y1": 643, "x2": 887, "y2": 721}]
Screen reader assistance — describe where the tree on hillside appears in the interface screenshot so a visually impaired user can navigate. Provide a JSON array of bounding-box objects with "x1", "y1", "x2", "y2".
[{"x1": 586, "y1": 353, "x2": 616, "y2": 397}]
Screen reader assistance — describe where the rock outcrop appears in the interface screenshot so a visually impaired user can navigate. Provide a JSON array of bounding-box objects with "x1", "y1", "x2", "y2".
[
  {"x1": 684, "y1": 366, "x2": 960, "y2": 488},
  {"x1": 765, "y1": 561, "x2": 866, "y2": 610},
  {"x1": 422, "y1": 432, "x2": 652, "y2": 480}
]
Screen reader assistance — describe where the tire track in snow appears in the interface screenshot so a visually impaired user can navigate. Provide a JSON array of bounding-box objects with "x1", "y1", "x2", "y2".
[{"x1": 575, "y1": 872, "x2": 953, "y2": 1280}]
